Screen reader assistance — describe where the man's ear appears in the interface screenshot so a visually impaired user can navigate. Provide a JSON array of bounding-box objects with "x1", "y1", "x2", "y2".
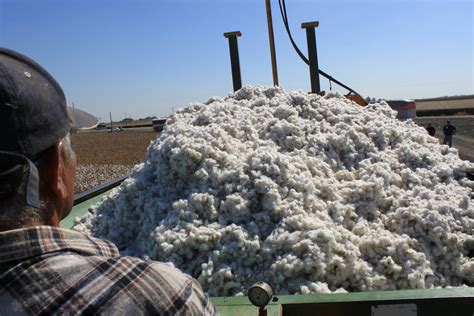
[{"x1": 40, "y1": 142, "x2": 67, "y2": 201}]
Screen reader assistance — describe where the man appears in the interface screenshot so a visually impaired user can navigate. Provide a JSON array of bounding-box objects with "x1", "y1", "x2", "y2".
[
  {"x1": 0, "y1": 48, "x2": 217, "y2": 315},
  {"x1": 443, "y1": 120, "x2": 457, "y2": 147},
  {"x1": 426, "y1": 123, "x2": 436, "y2": 137}
]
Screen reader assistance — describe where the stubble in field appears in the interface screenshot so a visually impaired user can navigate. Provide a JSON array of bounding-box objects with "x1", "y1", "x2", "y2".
[{"x1": 73, "y1": 130, "x2": 157, "y2": 192}]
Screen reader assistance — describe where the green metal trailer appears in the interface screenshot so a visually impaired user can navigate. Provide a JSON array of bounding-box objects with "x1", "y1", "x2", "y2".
[
  {"x1": 63, "y1": 183, "x2": 474, "y2": 316},
  {"x1": 211, "y1": 288, "x2": 473, "y2": 316}
]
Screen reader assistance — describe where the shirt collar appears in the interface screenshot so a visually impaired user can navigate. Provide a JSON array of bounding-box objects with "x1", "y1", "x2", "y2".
[{"x1": 0, "y1": 226, "x2": 119, "y2": 264}]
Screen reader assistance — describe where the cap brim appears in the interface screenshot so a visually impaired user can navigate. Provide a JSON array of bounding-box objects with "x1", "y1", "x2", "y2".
[{"x1": 67, "y1": 107, "x2": 99, "y2": 130}]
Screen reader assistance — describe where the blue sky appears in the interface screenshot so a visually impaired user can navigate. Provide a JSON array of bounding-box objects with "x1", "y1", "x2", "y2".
[{"x1": 1, "y1": 0, "x2": 472, "y2": 121}]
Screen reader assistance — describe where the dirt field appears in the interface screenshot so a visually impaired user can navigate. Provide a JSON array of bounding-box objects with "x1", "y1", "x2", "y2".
[
  {"x1": 73, "y1": 129, "x2": 158, "y2": 165},
  {"x1": 416, "y1": 98, "x2": 474, "y2": 111},
  {"x1": 73, "y1": 130, "x2": 158, "y2": 192}
]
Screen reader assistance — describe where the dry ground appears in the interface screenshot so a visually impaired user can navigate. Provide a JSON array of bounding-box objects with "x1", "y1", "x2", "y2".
[
  {"x1": 73, "y1": 130, "x2": 158, "y2": 192},
  {"x1": 413, "y1": 116, "x2": 474, "y2": 162},
  {"x1": 416, "y1": 98, "x2": 474, "y2": 111},
  {"x1": 413, "y1": 99, "x2": 474, "y2": 162},
  {"x1": 73, "y1": 129, "x2": 157, "y2": 165}
]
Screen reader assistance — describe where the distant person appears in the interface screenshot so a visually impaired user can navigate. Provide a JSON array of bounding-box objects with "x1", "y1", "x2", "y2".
[
  {"x1": 443, "y1": 120, "x2": 457, "y2": 147},
  {"x1": 426, "y1": 123, "x2": 436, "y2": 136},
  {"x1": 0, "y1": 48, "x2": 217, "y2": 315}
]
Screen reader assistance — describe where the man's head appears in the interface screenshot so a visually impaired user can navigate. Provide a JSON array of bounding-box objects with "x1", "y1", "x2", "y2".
[
  {"x1": 447, "y1": 120, "x2": 451, "y2": 125},
  {"x1": 428, "y1": 123, "x2": 432, "y2": 127},
  {"x1": 0, "y1": 48, "x2": 90, "y2": 229}
]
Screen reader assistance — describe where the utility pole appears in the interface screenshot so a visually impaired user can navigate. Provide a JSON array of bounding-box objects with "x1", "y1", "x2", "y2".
[
  {"x1": 265, "y1": 0, "x2": 279, "y2": 86},
  {"x1": 109, "y1": 112, "x2": 113, "y2": 133}
]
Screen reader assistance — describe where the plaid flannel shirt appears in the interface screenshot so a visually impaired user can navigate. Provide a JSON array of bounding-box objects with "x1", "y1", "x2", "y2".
[{"x1": 0, "y1": 226, "x2": 217, "y2": 315}]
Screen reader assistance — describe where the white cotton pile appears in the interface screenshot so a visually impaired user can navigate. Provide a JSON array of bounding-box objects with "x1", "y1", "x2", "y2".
[{"x1": 73, "y1": 86, "x2": 474, "y2": 296}]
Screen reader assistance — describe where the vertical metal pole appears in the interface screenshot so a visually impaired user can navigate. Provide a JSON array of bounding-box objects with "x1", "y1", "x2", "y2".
[
  {"x1": 301, "y1": 21, "x2": 321, "y2": 93},
  {"x1": 265, "y1": 0, "x2": 279, "y2": 86},
  {"x1": 109, "y1": 112, "x2": 113, "y2": 132},
  {"x1": 224, "y1": 31, "x2": 242, "y2": 92}
]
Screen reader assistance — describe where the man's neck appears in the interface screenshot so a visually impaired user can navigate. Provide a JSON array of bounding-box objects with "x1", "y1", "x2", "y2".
[{"x1": 0, "y1": 205, "x2": 61, "y2": 232}]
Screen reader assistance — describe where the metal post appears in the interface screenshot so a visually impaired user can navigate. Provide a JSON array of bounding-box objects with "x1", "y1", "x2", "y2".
[
  {"x1": 265, "y1": 0, "x2": 279, "y2": 86},
  {"x1": 109, "y1": 112, "x2": 113, "y2": 133},
  {"x1": 301, "y1": 21, "x2": 321, "y2": 93},
  {"x1": 223, "y1": 31, "x2": 242, "y2": 92}
]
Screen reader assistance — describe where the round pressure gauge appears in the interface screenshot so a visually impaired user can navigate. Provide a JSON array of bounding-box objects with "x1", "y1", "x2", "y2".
[{"x1": 248, "y1": 282, "x2": 274, "y2": 308}]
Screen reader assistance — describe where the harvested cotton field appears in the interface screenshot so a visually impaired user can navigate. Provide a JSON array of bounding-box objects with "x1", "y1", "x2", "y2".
[
  {"x1": 74, "y1": 86, "x2": 474, "y2": 296},
  {"x1": 73, "y1": 130, "x2": 157, "y2": 192}
]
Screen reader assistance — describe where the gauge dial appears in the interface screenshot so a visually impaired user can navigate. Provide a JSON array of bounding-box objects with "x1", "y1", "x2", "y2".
[{"x1": 248, "y1": 282, "x2": 273, "y2": 307}]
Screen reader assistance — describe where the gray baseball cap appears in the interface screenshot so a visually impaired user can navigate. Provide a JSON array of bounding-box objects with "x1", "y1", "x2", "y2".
[{"x1": 0, "y1": 47, "x2": 97, "y2": 208}]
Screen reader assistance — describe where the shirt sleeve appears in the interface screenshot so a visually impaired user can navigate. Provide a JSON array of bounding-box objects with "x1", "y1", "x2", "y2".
[
  {"x1": 184, "y1": 277, "x2": 219, "y2": 315},
  {"x1": 146, "y1": 261, "x2": 219, "y2": 315}
]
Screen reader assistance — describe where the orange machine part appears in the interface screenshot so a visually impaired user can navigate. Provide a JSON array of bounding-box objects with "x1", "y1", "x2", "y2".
[{"x1": 345, "y1": 94, "x2": 367, "y2": 106}]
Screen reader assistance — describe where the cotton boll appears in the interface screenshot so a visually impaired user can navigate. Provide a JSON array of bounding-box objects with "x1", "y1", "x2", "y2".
[
  {"x1": 73, "y1": 86, "x2": 473, "y2": 296},
  {"x1": 308, "y1": 282, "x2": 331, "y2": 294}
]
